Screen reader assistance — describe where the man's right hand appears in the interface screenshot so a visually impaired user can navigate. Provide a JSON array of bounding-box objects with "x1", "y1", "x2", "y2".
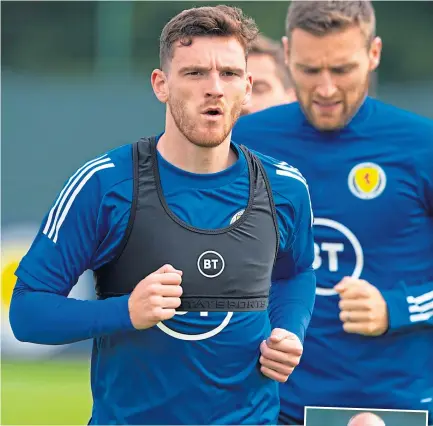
[{"x1": 128, "y1": 264, "x2": 183, "y2": 330}]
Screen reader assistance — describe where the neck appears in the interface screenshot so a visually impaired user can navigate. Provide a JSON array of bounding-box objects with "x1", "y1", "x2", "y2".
[{"x1": 157, "y1": 115, "x2": 236, "y2": 174}]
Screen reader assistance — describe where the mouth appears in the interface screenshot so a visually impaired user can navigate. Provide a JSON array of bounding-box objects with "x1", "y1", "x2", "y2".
[
  {"x1": 202, "y1": 107, "x2": 223, "y2": 117},
  {"x1": 312, "y1": 101, "x2": 343, "y2": 116},
  {"x1": 313, "y1": 100, "x2": 342, "y2": 108}
]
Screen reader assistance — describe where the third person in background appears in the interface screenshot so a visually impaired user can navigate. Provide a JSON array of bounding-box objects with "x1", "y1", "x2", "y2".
[
  {"x1": 241, "y1": 34, "x2": 296, "y2": 115},
  {"x1": 233, "y1": 0, "x2": 433, "y2": 424}
]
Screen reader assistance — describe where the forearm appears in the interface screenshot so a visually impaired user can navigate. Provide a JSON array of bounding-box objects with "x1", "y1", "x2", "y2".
[
  {"x1": 9, "y1": 279, "x2": 134, "y2": 345},
  {"x1": 268, "y1": 268, "x2": 316, "y2": 344}
]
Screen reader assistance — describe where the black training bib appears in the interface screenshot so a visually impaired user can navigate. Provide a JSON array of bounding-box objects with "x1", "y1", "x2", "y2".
[{"x1": 94, "y1": 137, "x2": 279, "y2": 312}]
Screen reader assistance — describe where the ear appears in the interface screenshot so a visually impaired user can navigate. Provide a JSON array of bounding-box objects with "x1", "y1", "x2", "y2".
[
  {"x1": 242, "y1": 72, "x2": 253, "y2": 106},
  {"x1": 369, "y1": 36, "x2": 382, "y2": 72},
  {"x1": 151, "y1": 69, "x2": 169, "y2": 103},
  {"x1": 282, "y1": 36, "x2": 290, "y2": 67}
]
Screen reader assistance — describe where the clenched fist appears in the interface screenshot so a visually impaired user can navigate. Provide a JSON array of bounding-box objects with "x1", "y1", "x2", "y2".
[
  {"x1": 259, "y1": 328, "x2": 303, "y2": 383},
  {"x1": 334, "y1": 277, "x2": 389, "y2": 336},
  {"x1": 128, "y1": 264, "x2": 183, "y2": 330}
]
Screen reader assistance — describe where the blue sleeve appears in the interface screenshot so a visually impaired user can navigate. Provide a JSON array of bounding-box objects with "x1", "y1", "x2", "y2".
[
  {"x1": 268, "y1": 163, "x2": 316, "y2": 344},
  {"x1": 382, "y1": 280, "x2": 433, "y2": 334},
  {"x1": 382, "y1": 130, "x2": 433, "y2": 333},
  {"x1": 11, "y1": 279, "x2": 132, "y2": 344},
  {"x1": 9, "y1": 153, "x2": 135, "y2": 345}
]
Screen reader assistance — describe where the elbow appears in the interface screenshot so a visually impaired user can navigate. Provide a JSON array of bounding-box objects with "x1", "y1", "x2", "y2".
[
  {"x1": 8, "y1": 280, "x2": 68, "y2": 345},
  {"x1": 9, "y1": 308, "x2": 32, "y2": 343},
  {"x1": 10, "y1": 324, "x2": 33, "y2": 344},
  {"x1": 9, "y1": 294, "x2": 38, "y2": 344},
  {"x1": 9, "y1": 313, "x2": 49, "y2": 345}
]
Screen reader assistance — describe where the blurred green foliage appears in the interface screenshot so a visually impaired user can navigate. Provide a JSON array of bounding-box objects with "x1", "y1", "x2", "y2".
[{"x1": 2, "y1": 1, "x2": 433, "y2": 82}]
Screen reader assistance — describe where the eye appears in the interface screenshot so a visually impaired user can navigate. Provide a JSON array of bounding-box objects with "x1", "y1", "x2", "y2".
[
  {"x1": 222, "y1": 71, "x2": 238, "y2": 77},
  {"x1": 332, "y1": 67, "x2": 350, "y2": 75},
  {"x1": 303, "y1": 68, "x2": 320, "y2": 75},
  {"x1": 252, "y1": 82, "x2": 270, "y2": 94}
]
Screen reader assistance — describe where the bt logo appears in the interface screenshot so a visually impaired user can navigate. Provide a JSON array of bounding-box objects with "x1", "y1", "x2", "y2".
[
  {"x1": 197, "y1": 250, "x2": 225, "y2": 278},
  {"x1": 313, "y1": 242, "x2": 344, "y2": 272},
  {"x1": 312, "y1": 218, "x2": 364, "y2": 296}
]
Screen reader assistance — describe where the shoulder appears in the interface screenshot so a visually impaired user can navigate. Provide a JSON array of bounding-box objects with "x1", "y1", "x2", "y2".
[
  {"x1": 232, "y1": 103, "x2": 303, "y2": 145},
  {"x1": 235, "y1": 102, "x2": 301, "y2": 130},
  {"x1": 370, "y1": 98, "x2": 433, "y2": 147},
  {"x1": 250, "y1": 148, "x2": 310, "y2": 195},
  {"x1": 371, "y1": 97, "x2": 433, "y2": 127},
  {"x1": 90, "y1": 143, "x2": 133, "y2": 189},
  {"x1": 40, "y1": 143, "x2": 133, "y2": 244},
  {"x1": 62, "y1": 143, "x2": 133, "y2": 198},
  {"x1": 370, "y1": 99, "x2": 433, "y2": 175},
  {"x1": 44, "y1": 143, "x2": 133, "y2": 227},
  {"x1": 249, "y1": 148, "x2": 312, "y2": 220}
]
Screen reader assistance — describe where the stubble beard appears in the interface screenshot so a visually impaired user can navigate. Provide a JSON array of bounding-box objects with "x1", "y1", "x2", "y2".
[
  {"x1": 168, "y1": 96, "x2": 243, "y2": 148},
  {"x1": 294, "y1": 76, "x2": 370, "y2": 131}
]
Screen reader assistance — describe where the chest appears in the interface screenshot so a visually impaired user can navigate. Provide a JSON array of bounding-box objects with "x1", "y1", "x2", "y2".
[
  {"x1": 162, "y1": 177, "x2": 291, "y2": 251},
  {"x1": 95, "y1": 141, "x2": 280, "y2": 313},
  {"x1": 277, "y1": 141, "x2": 425, "y2": 246}
]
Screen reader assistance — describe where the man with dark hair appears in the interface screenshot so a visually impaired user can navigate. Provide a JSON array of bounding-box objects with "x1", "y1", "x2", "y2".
[
  {"x1": 242, "y1": 34, "x2": 296, "y2": 115},
  {"x1": 233, "y1": 1, "x2": 433, "y2": 424},
  {"x1": 10, "y1": 5, "x2": 316, "y2": 425}
]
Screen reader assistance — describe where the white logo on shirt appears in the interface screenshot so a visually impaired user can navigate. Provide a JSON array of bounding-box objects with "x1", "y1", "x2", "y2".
[
  {"x1": 197, "y1": 251, "x2": 225, "y2": 278},
  {"x1": 156, "y1": 312, "x2": 233, "y2": 341},
  {"x1": 313, "y1": 218, "x2": 364, "y2": 296},
  {"x1": 230, "y1": 209, "x2": 245, "y2": 225}
]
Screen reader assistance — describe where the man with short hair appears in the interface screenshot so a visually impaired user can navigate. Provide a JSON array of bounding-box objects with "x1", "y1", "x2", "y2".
[
  {"x1": 241, "y1": 34, "x2": 296, "y2": 115},
  {"x1": 233, "y1": 1, "x2": 433, "y2": 424},
  {"x1": 10, "y1": 5, "x2": 316, "y2": 425}
]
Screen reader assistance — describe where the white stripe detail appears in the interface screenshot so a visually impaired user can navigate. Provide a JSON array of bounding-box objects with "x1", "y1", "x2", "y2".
[
  {"x1": 409, "y1": 300, "x2": 433, "y2": 313},
  {"x1": 276, "y1": 169, "x2": 314, "y2": 226},
  {"x1": 276, "y1": 161, "x2": 306, "y2": 181},
  {"x1": 52, "y1": 163, "x2": 115, "y2": 243},
  {"x1": 410, "y1": 309, "x2": 433, "y2": 323},
  {"x1": 407, "y1": 290, "x2": 433, "y2": 305},
  {"x1": 43, "y1": 154, "x2": 107, "y2": 235},
  {"x1": 45, "y1": 158, "x2": 112, "y2": 239},
  {"x1": 276, "y1": 169, "x2": 309, "y2": 187}
]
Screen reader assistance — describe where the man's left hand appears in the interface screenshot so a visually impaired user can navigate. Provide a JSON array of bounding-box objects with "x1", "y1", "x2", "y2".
[
  {"x1": 334, "y1": 277, "x2": 389, "y2": 336},
  {"x1": 259, "y1": 328, "x2": 303, "y2": 383}
]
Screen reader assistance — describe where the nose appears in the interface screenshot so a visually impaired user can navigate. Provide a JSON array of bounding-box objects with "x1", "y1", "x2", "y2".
[
  {"x1": 316, "y1": 72, "x2": 338, "y2": 98},
  {"x1": 205, "y1": 73, "x2": 224, "y2": 99}
]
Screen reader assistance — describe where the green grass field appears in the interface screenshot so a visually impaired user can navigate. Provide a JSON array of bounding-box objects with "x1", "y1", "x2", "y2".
[{"x1": 1, "y1": 360, "x2": 92, "y2": 425}]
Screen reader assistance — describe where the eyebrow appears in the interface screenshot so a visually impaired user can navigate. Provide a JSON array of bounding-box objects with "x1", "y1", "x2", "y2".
[
  {"x1": 253, "y1": 80, "x2": 271, "y2": 87},
  {"x1": 295, "y1": 62, "x2": 358, "y2": 71},
  {"x1": 178, "y1": 66, "x2": 245, "y2": 74},
  {"x1": 178, "y1": 66, "x2": 209, "y2": 74}
]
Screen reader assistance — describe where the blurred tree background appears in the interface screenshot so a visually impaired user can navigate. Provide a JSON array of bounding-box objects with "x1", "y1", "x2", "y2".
[{"x1": 2, "y1": 1, "x2": 433, "y2": 83}]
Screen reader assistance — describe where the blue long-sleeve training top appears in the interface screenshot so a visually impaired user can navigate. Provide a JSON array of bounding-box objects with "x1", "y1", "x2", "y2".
[
  {"x1": 10, "y1": 139, "x2": 316, "y2": 425},
  {"x1": 233, "y1": 96, "x2": 433, "y2": 423}
]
